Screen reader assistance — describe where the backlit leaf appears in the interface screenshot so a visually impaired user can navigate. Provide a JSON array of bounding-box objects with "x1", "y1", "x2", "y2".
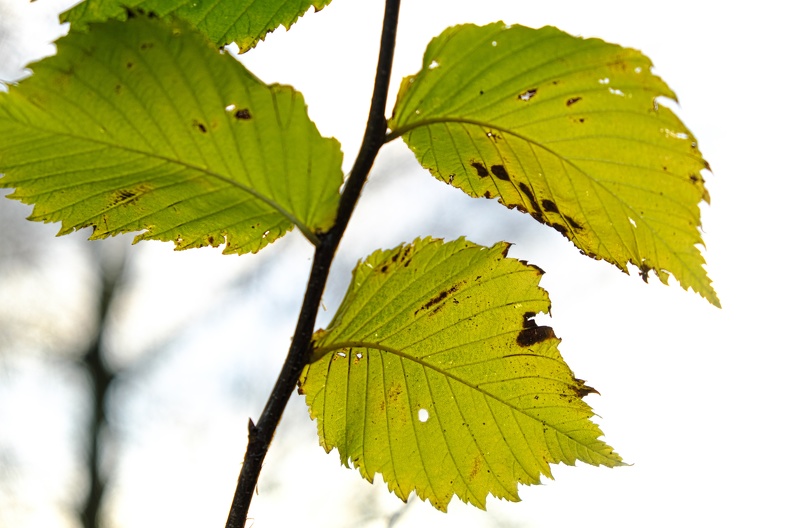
[
  {"x1": 300, "y1": 237, "x2": 623, "y2": 511},
  {"x1": 61, "y1": 0, "x2": 333, "y2": 52},
  {"x1": 0, "y1": 16, "x2": 342, "y2": 254},
  {"x1": 390, "y1": 23, "x2": 718, "y2": 306}
]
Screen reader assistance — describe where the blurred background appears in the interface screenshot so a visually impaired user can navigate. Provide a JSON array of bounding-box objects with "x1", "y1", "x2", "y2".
[{"x1": 1, "y1": 1, "x2": 789, "y2": 527}]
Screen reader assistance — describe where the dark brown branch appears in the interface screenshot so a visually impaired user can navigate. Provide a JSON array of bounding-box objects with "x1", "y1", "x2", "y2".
[{"x1": 224, "y1": 1, "x2": 401, "y2": 527}]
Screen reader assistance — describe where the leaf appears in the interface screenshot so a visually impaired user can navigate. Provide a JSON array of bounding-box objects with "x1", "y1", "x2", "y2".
[
  {"x1": 389, "y1": 23, "x2": 719, "y2": 306},
  {"x1": 0, "y1": 16, "x2": 343, "y2": 254},
  {"x1": 299, "y1": 237, "x2": 623, "y2": 511},
  {"x1": 61, "y1": 0, "x2": 333, "y2": 52}
]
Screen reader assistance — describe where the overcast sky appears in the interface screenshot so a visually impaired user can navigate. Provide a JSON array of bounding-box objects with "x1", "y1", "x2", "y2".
[{"x1": 1, "y1": 1, "x2": 790, "y2": 527}]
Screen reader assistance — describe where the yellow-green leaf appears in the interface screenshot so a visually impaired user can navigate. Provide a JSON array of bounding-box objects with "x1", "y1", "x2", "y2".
[
  {"x1": 61, "y1": 0, "x2": 333, "y2": 52},
  {"x1": 300, "y1": 237, "x2": 623, "y2": 511},
  {"x1": 0, "y1": 16, "x2": 342, "y2": 254},
  {"x1": 390, "y1": 23, "x2": 718, "y2": 306}
]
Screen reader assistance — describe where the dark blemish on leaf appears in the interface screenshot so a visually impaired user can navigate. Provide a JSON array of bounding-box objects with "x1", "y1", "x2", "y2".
[
  {"x1": 639, "y1": 263, "x2": 651, "y2": 282},
  {"x1": 483, "y1": 190, "x2": 492, "y2": 199},
  {"x1": 380, "y1": 265, "x2": 389, "y2": 273},
  {"x1": 576, "y1": 118, "x2": 586, "y2": 123},
  {"x1": 110, "y1": 184, "x2": 150, "y2": 207},
  {"x1": 207, "y1": 236, "x2": 215, "y2": 245},
  {"x1": 573, "y1": 379, "x2": 600, "y2": 397},
  {"x1": 500, "y1": 243, "x2": 511, "y2": 258},
  {"x1": 479, "y1": 90, "x2": 485, "y2": 95},
  {"x1": 415, "y1": 284, "x2": 460, "y2": 315},
  {"x1": 523, "y1": 312, "x2": 537, "y2": 321},
  {"x1": 491, "y1": 164, "x2": 510, "y2": 181},
  {"x1": 192, "y1": 120, "x2": 207, "y2": 133},
  {"x1": 234, "y1": 108, "x2": 252, "y2": 120},
  {"x1": 566, "y1": 97, "x2": 582, "y2": 106},
  {"x1": 470, "y1": 161, "x2": 489, "y2": 178},
  {"x1": 518, "y1": 182, "x2": 542, "y2": 215},
  {"x1": 114, "y1": 190, "x2": 136, "y2": 202},
  {"x1": 662, "y1": 166, "x2": 668, "y2": 171},
  {"x1": 550, "y1": 223, "x2": 569, "y2": 237},
  {"x1": 114, "y1": 84, "x2": 122, "y2": 95},
  {"x1": 689, "y1": 174, "x2": 701, "y2": 183},
  {"x1": 541, "y1": 199, "x2": 559, "y2": 213},
  {"x1": 518, "y1": 88, "x2": 537, "y2": 101},
  {"x1": 140, "y1": 42, "x2": 154, "y2": 51},
  {"x1": 563, "y1": 215, "x2": 583, "y2": 231},
  {"x1": 516, "y1": 319, "x2": 556, "y2": 347},
  {"x1": 126, "y1": 62, "x2": 134, "y2": 69}
]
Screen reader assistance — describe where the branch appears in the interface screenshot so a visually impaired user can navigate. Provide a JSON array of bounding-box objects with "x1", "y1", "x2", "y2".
[{"x1": 225, "y1": 1, "x2": 401, "y2": 526}]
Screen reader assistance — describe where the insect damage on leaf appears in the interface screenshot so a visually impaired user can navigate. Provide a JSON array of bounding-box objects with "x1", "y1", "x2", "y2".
[
  {"x1": 0, "y1": 16, "x2": 343, "y2": 254},
  {"x1": 301, "y1": 237, "x2": 623, "y2": 511},
  {"x1": 516, "y1": 312, "x2": 556, "y2": 347},
  {"x1": 389, "y1": 22, "x2": 719, "y2": 306}
]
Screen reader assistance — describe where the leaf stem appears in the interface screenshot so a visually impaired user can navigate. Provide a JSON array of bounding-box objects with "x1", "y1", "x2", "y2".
[{"x1": 224, "y1": 1, "x2": 401, "y2": 526}]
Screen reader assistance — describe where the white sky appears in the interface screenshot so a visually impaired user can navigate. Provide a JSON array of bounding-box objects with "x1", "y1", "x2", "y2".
[{"x1": 1, "y1": 1, "x2": 790, "y2": 527}]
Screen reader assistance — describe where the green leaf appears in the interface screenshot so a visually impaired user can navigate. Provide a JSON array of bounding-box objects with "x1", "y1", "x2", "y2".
[
  {"x1": 299, "y1": 237, "x2": 623, "y2": 511},
  {"x1": 0, "y1": 16, "x2": 342, "y2": 254},
  {"x1": 61, "y1": 0, "x2": 333, "y2": 52},
  {"x1": 390, "y1": 23, "x2": 718, "y2": 306}
]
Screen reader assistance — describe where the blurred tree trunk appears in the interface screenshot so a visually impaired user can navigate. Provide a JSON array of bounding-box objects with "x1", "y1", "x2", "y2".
[{"x1": 79, "y1": 247, "x2": 127, "y2": 528}]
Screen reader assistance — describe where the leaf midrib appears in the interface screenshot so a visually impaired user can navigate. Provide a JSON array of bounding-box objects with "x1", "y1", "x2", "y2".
[
  {"x1": 312, "y1": 339, "x2": 596, "y2": 448},
  {"x1": 387, "y1": 116, "x2": 715, "y2": 301}
]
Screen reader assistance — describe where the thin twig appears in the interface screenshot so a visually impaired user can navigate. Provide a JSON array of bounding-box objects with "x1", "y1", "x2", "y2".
[{"x1": 224, "y1": 1, "x2": 401, "y2": 526}]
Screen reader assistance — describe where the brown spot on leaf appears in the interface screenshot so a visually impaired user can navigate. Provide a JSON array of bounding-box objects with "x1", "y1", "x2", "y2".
[
  {"x1": 110, "y1": 184, "x2": 150, "y2": 207},
  {"x1": 192, "y1": 120, "x2": 207, "y2": 133},
  {"x1": 563, "y1": 215, "x2": 583, "y2": 231},
  {"x1": 470, "y1": 161, "x2": 489, "y2": 177},
  {"x1": 541, "y1": 199, "x2": 559, "y2": 213},
  {"x1": 573, "y1": 379, "x2": 600, "y2": 397},
  {"x1": 639, "y1": 263, "x2": 651, "y2": 282},
  {"x1": 469, "y1": 456, "x2": 482, "y2": 479},
  {"x1": 566, "y1": 97, "x2": 582, "y2": 106},
  {"x1": 234, "y1": 108, "x2": 252, "y2": 120},
  {"x1": 483, "y1": 190, "x2": 492, "y2": 199},
  {"x1": 518, "y1": 182, "x2": 542, "y2": 216},
  {"x1": 550, "y1": 223, "x2": 569, "y2": 237},
  {"x1": 517, "y1": 314, "x2": 556, "y2": 347},
  {"x1": 415, "y1": 284, "x2": 461, "y2": 315},
  {"x1": 491, "y1": 164, "x2": 510, "y2": 181}
]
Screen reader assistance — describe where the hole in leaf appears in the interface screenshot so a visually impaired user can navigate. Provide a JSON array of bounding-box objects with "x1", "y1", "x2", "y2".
[
  {"x1": 429, "y1": 60, "x2": 439, "y2": 70},
  {"x1": 518, "y1": 88, "x2": 537, "y2": 101},
  {"x1": 608, "y1": 87, "x2": 625, "y2": 97},
  {"x1": 418, "y1": 409, "x2": 429, "y2": 422},
  {"x1": 337, "y1": 352, "x2": 346, "y2": 358},
  {"x1": 355, "y1": 352, "x2": 362, "y2": 359},
  {"x1": 599, "y1": 77, "x2": 610, "y2": 85},
  {"x1": 225, "y1": 104, "x2": 236, "y2": 112},
  {"x1": 491, "y1": 40, "x2": 498, "y2": 46}
]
